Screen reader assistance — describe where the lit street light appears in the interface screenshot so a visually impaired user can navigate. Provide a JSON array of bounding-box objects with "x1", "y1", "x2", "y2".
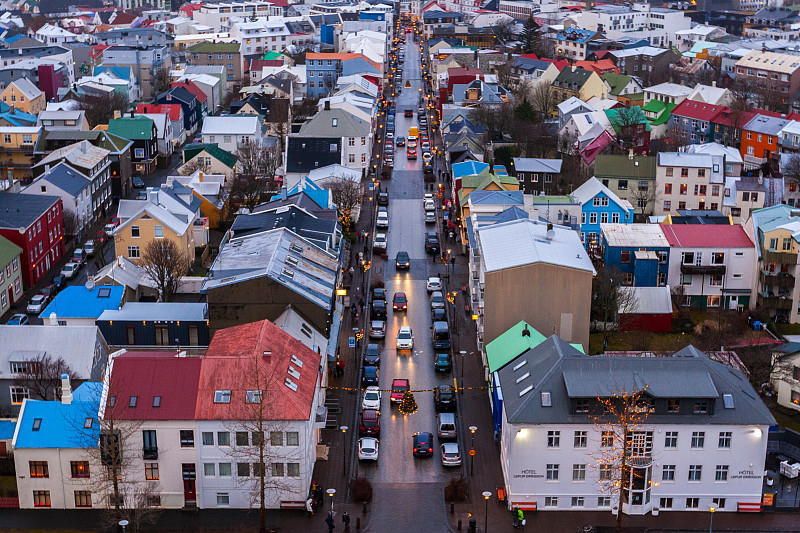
[
  {"x1": 327, "y1": 488, "x2": 336, "y2": 515},
  {"x1": 469, "y1": 426, "x2": 477, "y2": 475},
  {"x1": 340, "y1": 426, "x2": 348, "y2": 476},
  {"x1": 709, "y1": 506, "x2": 715, "y2": 533},
  {"x1": 482, "y1": 491, "x2": 492, "y2": 533}
]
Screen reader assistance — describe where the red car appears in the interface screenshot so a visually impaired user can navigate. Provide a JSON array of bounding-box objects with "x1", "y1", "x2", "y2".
[
  {"x1": 393, "y1": 292, "x2": 408, "y2": 311},
  {"x1": 407, "y1": 149, "x2": 417, "y2": 160},
  {"x1": 391, "y1": 379, "x2": 409, "y2": 405}
]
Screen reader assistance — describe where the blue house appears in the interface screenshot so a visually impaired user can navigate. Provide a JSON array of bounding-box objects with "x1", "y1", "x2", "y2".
[
  {"x1": 601, "y1": 223, "x2": 670, "y2": 286},
  {"x1": 571, "y1": 177, "x2": 634, "y2": 245},
  {"x1": 306, "y1": 53, "x2": 380, "y2": 98},
  {"x1": 40, "y1": 285, "x2": 125, "y2": 326}
]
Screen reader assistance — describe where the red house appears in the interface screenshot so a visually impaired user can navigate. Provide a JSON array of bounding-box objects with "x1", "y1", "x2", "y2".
[
  {"x1": 618, "y1": 286, "x2": 673, "y2": 332},
  {"x1": 0, "y1": 193, "x2": 64, "y2": 288}
]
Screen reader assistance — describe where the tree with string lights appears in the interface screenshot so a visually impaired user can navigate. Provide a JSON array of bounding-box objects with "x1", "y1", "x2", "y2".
[{"x1": 399, "y1": 391, "x2": 418, "y2": 415}]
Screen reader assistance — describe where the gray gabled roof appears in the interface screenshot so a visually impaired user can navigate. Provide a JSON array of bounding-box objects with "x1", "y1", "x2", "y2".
[
  {"x1": 497, "y1": 337, "x2": 775, "y2": 426},
  {"x1": 0, "y1": 192, "x2": 60, "y2": 230},
  {"x1": 35, "y1": 161, "x2": 90, "y2": 196}
]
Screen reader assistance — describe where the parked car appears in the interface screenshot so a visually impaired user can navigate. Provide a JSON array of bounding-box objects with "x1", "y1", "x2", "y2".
[
  {"x1": 423, "y1": 199, "x2": 435, "y2": 211},
  {"x1": 361, "y1": 366, "x2": 379, "y2": 387},
  {"x1": 359, "y1": 409, "x2": 381, "y2": 436},
  {"x1": 391, "y1": 378, "x2": 410, "y2": 405},
  {"x1": 359, "y1": 437, "x2": 379, "y2": 461},
  {"x1": 39, "y1": 284, "x2": 58, "y2": 299},
  {"x1": 372, "y1": 287, "x2": 386, "y2": 301},
  {"x1": 132, "y1": 176, "x2": 145, "y2": 188},
  {"x1": 395, "y1": 251, "x2": 410, "y2": 269},
  {"x1": 431, "y1": 308, "x2": 447, "y2": 322},
  {"x1": 378, "y1": 192, "x2": 389, "y2": 205},
  {"x1": 423, "y1": 152, "x2": 433, "y2": 163},
  {"x1": 364, "y1": 344, "x2": 381, "y2": 366},
  {"x1": 423, "y1": 193, "x2": 434, "y2": 204},
  {"x1": 424, "y1": 211, "x2": 436, "y2": 224},
  {"x1": 425, "y1": 231, "x2": 440, "y2": 255},
  {"x1": 71, "y1": 248, "x2": 86, "y2": 265},
  {"x1": 434, "y1": 352, "x2": 451, "y2": 372},
  {"x1": 392, "y1": 292, "x2": 408, "y2": 311},
  {"x1": 426, "y1": 277, "x2": 442, "y2": 292},
  {"x1": 6, "y1": 313, "x2": 29, "y2": 325},
  {"x1": 441, "y1": 442, "x2": 462, "y2": 466},
  {"x1": 376, "y1": 212, "x2": 389, "y2": 229},
  {"x1": 26, "y1": 293, "x2": 49, "y2": 314},
  {"x1": 60, "y1": 262, "x2": 80, "y2": 279},
  {"x1": 430, "y1": 291, "x2": 445, "y2": 309},
  {"x1": 371, "y1": 299, "x2": 387, "y2": 320},
  {"x1": 369, "y1": 320, "x2": 386, "y2": 339},
  {"x1": 434, "y1": 385, "x2": 456, "y2": 412},
  {"x1": 373, "y1": 233, "x2": 387, "y2": 252},
  {"x1": 396, "y1": 326, "x2": 413, "y2": 350},
  {"x1": 361, "y1": 386, "x2": 381, "y2": 410},
  {"x1": 51, "y1": 275, "x2": 66, "y2": 291},
  {"x1": 412, "y1": 432, "x2": 434, "y2": 457},
  {"x1": 83, "y1": 240, "x2": 95, "y2": 257}
]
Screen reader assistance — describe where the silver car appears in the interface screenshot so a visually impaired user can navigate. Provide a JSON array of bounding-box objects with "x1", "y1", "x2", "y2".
[
  {"x1": 359, "y1": 437, "x2": 379, "y2": 461},
  {"x1": 430, "y1": 291, "x2": 445, "y2": 310},
  {"x1": 26, "y1": 294, "x2": 49, "y2": 314},
  {"x1": 441, "y1": 442, "x2": 461, "y2": 466}
]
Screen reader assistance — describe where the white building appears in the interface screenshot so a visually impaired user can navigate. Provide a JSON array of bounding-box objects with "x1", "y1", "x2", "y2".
[
  {"x1": 34, "y1": 24, "x2": 79, "y2": 46},
  {"x1": 201, "y1": 115, "x2": 261, "y2": 154},
  {"x1": 655, "y1": 152, "x2": 726, "y2": 215},
  {"x1": 496, "y1": 337, "x2": 774, "y2": 514},
  {"x1": 191, "y1": 1, "x2": 283, "y2": 32},
  {"x1": 643, "y1": 82, "x2": 694, "y2": 107},
  {"x1": 230, "y1": 19, "x2": 291, "y2": 56},
  {"x1": 566, "y1": 4, "x2": 691, "y2": 48}
]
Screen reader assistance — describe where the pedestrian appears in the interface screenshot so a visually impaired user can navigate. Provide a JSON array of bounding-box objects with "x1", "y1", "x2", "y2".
[
  {"x1": 315, "y1": 487, "x2": 324, "y2": 507},
  {"x1": 342, "y1": 511, "x2": 351, "y2": 532},
  {"x1": 516, "y1": 507, "x2": 525, "y2": 529},
  {"x1": 306, "y1": 496, "x2": 314, "y2": 518},
  {"x1": 338, "y1": 359, "x2": 345, "y2": 377},
  {"x1": 325, "y1": 512, "x2": 336, "y2": 532}
]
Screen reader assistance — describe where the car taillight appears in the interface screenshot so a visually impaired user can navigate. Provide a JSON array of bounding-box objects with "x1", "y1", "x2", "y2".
[
  {"x1": 413, "y1": 448, "x2": 418, "y2": 453},
  {"x1": 428, "y1": 448, "x2": 433, "y2": 453}
]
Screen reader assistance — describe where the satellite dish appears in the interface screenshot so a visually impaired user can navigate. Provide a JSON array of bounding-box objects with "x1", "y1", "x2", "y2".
[
  {"x1": 85, "y1": 276, "x2": 95, "y2": 291},
  {"x1": 18, "y1": 227, "x2": 25, "y2": 234}
]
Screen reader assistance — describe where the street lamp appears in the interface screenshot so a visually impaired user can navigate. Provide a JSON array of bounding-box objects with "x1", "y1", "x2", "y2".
[
  {"x1": 709, "y1": 506, "x2": 715, "y2": 533},
  {"x1": 340, "y1": 426, "x2": 348, "y2": 476},
  {"x1": 119, "y1": 520, "x2": 129, "y2": 533},
  {"x1": 482, "y1": 491, "x2": 492, "y2": 533},
  {"x1": 459, "y1": 350, "x2": 467, "y2": 395},
  {"x1": 469, "y1": 426, "x2": 477, "y2": 475}
]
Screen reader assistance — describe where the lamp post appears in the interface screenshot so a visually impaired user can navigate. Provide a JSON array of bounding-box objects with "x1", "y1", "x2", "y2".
[
  {"x1": 469, "y1": 426, "x2": 477, "y2": 475},
  {"x1": 340, "y1": 426, "x2": 348, "y2": 476},
  {"x1": 459, "y1": 350, "x2": 467, "y2": 395},
  {"x1": 327, "y1": 488, "x2": 336, "y2": 515},
  {"x1": 709, "y1": 506, "x2": 715, "y2": 533},
  {"x1": 482, "y1": 491, "x2": 492, "y2": 533},
  {"x1": 119, "y1": 520, "x2": 129, "y2": 533}
]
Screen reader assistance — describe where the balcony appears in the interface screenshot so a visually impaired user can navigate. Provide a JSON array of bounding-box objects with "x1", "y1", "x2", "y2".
[
  {"x1": 763, "y1": 250, "x2": 798, "y2": 265},
  {"x1": 760, "y1": 271, "x2": 796, "y2": 289},
  {"x1": 758, "y1": 293, "x2": 793, "y2": 310},
  {"x1": 680, "y1": 263, "x2": 725, "y2": 275}
]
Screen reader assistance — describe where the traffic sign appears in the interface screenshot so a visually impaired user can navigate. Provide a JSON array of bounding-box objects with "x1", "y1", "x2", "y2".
[
  {"x1": 469, "y1": 449, "x2": 476, "y2": 456},
  {"x1": 349, "y1": 336, "x2": 356, "y2": 348},
  {"x1": 369, "y1": 182, "x2": 374, "y2": 191}
]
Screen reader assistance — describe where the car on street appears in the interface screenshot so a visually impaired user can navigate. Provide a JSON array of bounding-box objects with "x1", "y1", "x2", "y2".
[
  {"x1": 392, "y1": 292, "x2": 408, "y2": 311},
  {"x1": 60, "y1": 262, "x2": 80, "y2": 279},
  {"x1": 361, "y1": 386, "x2": 381, "y2": 410},
  {"x1": 423, "y1": 193, "x2": 434, "y2": 204},
  {"x1": 385, "y1": 156, "x2": 394, "y2": 167},
  {"x1": 431, "y1": 308, "x2": 447, "y2": 323},
  {"x1": 425, "y1": 231, "x2": 440, "y2": 255},
  {"x1": 424, "y1": 162, "x2": 433, "y2": 174},
  {"x1": 407, "y1": 149, "x2": 417, "y2": 160},
  {"x1": 364, "y1": 344, "x2": 381, "y2": 367},
  {"x1": 391, "y1": 378, "x2": 410, "y2": 405},
  {"x1": 359, "y1": 437, "x2": 379, "y2": 461},
  {"x1": 396, "y1": 136, "x2": 405, "y2": 147},
  {"x1": 404, "y1": 109, "x2": 413, "y2": 117},
  {"x1": 377, "y1": 192, "x2": 389, "y2": 205},
  {"x1": 6, "y1": 314, "x2": 29, "y2": 325},
  {"x1": 424, "y1": 211, "x2": 436, "y2": 224},
  {"x1": 396, "y1": 326, "x2": 413, "y2": 350},
  {"x1": 422, "y1": 141, "x2": 431, "y2": 150},
  {"x1": 136, "y1": 191, "x2": 148, "y2": 200},
  {"x1": 71, "y1": 248, "x2": 86, "y2": 265},
  {"x1": 26, "y1": 294, "x2": 49, "y2": 314},
  {"x1": 372, "y1": 287, "x2": 386, "y2": 301},
  {"x1": 412, "y1": 432, "x2": 434, "y2": 457},
  {"x1": 83, "y1": 240, "x2": 95, "y2": 257},
  {"x1": 51, "y1": 275, "x2": 66, "y2": 291},
  {"x1": 361, "y1": 366, "x2": 379, "y2": 388},
  {"x1": 39, "y1": 284, "x2": 59, "y2": 299},
  {"x1": 373, "y1": 233, "x2": 387, "y2": 252},
  {"x1": 427, "y1": 277, "x2": 442, "y2": 292},
  {"x1": 370, "y1": 299, "x2": 386, "y2": 320},
  {"x1": 418, "y1": 107, "x2": 425, "y2": 115},
  {"x1": 376, "y1": 212, "x2": 389, "y2": 228},
  {"x1": 441, "y1": 442, "x2": 462, "y2": 466},
  {"x1": 423, "y1": 199, "x2": 435, "y2": 211},
  {"x1": 132, "y1": 176, "x2": 145, "y2": 188},
  {"x1": 369, "y1": 320, "x2": 386, "y2": 339},
  {"x1": 423, "y1": 152, "x2": 433, "y2": 163},
  {"x1": 434, "y1": 352, "x2": 452, "y2": 372},
  {"x1": 386, "y1": 132, "x2": 394, "y2": 140},
  {"x1": 359, "y1": 409, "x2": 381, "y2": 436},
  {"x1": 384, "y1": 141, "x2": 394, "y2": 152},
  {"x1": 395, "y1": 251, "x2": 410, "y2": 269},
  {"x1": 434, "y1": 385, "x2": 456, "y2": 412},
  {"x1": 430, "y1": 291, "x2": 445, "y2": 309}
]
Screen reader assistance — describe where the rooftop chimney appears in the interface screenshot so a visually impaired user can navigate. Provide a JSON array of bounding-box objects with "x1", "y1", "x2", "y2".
[
  {"x1": 61, "y1": 374, "x2": 72, "y2": 405},
  {"x1": 522, "y1": 324, "x2": 530, "y2": 337},
  {"x1": 324, "y1": 99, "x2": 330, "y2": 110},
  {"x1": 48, "y1": 312, "x2": 58, "y2": 326},
  {"x1": 198, "y1": 171, "x2": 203, "y2": 182}
]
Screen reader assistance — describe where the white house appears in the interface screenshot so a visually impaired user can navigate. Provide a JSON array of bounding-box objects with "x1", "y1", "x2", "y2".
[
  {"x1": 496, "y1": 336, "x2": 774, "y2": 515},
  {"x1": 201, "y1": 116, "x2": 261, "y2": 154},
  {"x1": 655, "y1": 152, "x2": 726, "y2": 215},
  {"x1": 770, "y1": 344, "x2": 800, "y2": 412},
  {"x1": 661, "y1": 223, "x2": 756, "y2": 310},
  {"x1": 34, "y1": 24, "x2": 79, "y2": 46}
]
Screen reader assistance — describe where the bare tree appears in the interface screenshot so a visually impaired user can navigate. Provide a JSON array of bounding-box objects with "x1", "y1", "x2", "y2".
[
  {"x1": 153, "y1": 67, "x2": 172, "y2": 96},
  {"x1": 590, "y1": 386, "x2": 653, "y2": 533},
  {"x1": 14, "y1": 354, "x2": 78, "y2": 401},
  {"x1": 513, "y1": 121, "x2": 557, "y2": 159},
  {"x1": 78, "y1": 92, "x2": 130, "y2": 129},
  {"x1": 62, "y1": 210, "x2": 78, "y2": 238},
  {"x1": 179, "y1": 157, "x2": 206, "y2": 176},
  {"x1": 323, "y1": 176, "x2": 362, "y2": 233},
  {"x1": 782, "y1": 154, "x2": 800, "y2": 188},
  {"x1": 140, "y1": 239, "x2": 188, "y2": 302},
  {"x1": 528, "y1": 81, "x2": 554, "y2": 120},
  {"x1": 609, "y1": 107, "x2": 644, "y2": 152},
  {"x1": 628, "y1": 181, "x2": 657, "y2": 217},
  {"x1": 227, "y1": 141, "x2": 280, "y2": 212},
  {"x1": 592, "y1": 265, "x2": 637, "y2": 350}
]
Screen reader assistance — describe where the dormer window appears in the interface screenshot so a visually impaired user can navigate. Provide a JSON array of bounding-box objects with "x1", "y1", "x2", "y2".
[
  {"x1": 32, "y1": 418, "x2": 42, "y2": 431},
  {"x1": 129, "y1": 396, "x2": 138, "y2": 408},
  {"x1": 153, "y1": 396, "x2": 161, "y2": 408},
  {"x1": 214, "y1": 390, "x2": 231, "y2": 403}
]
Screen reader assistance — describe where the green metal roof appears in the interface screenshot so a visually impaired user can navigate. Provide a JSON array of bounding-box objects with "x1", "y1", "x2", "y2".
[
  {"x1": 594, "y1": 154, "x2": 656, "y2": 179},
  {"x1": 605, "y1": 106, "x2": 652, "y2": 133},
  {"x1": 188, "y1": 42, "x2": 241, "y2": 53},
  {"x1": 0, "y1": 235, "x2": 22, "y2": 268},
  {"x1": 529, "y1": 195, "x2": 573, "y2": 204},
  {"x1": 486, "y1": 320, "x2": 583, "y2": 374},
  {"x1": 602, "y1": 73, "x2": 634, "y2": 97},
  {"x1": 183, "y1": 143, "x2": 237, "y2": 169},
  {"x1": 107, "y1": 116, "x2": 155, "y2": 140},
  {"x1": 642, "y1": 100, "x2": 677, "y2": 126}
]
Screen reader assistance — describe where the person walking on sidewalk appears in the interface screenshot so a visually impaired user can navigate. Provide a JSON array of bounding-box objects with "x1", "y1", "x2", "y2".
[
  {"x1": 342, "y1": 511, "x2": 351, "y2": 532},
  {"x1": 306, "y1": 496, "x2": 314, "y2": 518},
  {"x1": 515, "y1": 507, "x2": 525, "y2": 529},
  {"x1": 325, "y1": 512, "x2": 336, "y2": 532}
]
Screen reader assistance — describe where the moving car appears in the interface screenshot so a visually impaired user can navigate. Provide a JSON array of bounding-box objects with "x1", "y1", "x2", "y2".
[
  {"x1": 392, "y1": 292, "x2": 408, "y2": 311},
  {"x1": 430, "y1": 291, "x2": 445, "y2": 310},
  {"x1": 407, "y1": 148, "x2": 417, "y2": 160},
  {"x1": 373, "y1": 233, "x2": 387, "y2": 252},
  {"x1": 434, "y1": 352, "x2": 452, "y2": 372},
  {"x1": 364, "y1": 344, "x2": 381, "y2": 366},
  {"x1": 372, "y1": 287, "x2": 386, "y2": 301},
  {"x1": 441, "y1": 442, "x2": 462, "y2": 466},
  {"x1": 362, "y1": 386, "x2": 381, "y2": 410},
  {"x1": 361, "y1": 366, "x2": 379, "y2": 387},
  {"x1": 376, "y1": 212, "x2": 389, "y2": 228},
  {"x1": 423, "y1": 152, "x2": 433, "y2": 163},
  {"x1": 359, "y1": 437, "x2": 379, "y2": 461},
  {"x1": 423, "y1": 193, "x2": 434, "y2": 204},
  {"x1": 6, "y1": 314, "x2": 29, "y2": 325},
  {"x1": 391, "y1": 378, "x2": 410, "y2": 405},
  {"x1": 425, "y1": 231, "x2": 440, "y2": 255},
  {"x1": 396, "y1": 136, "x2": 405, "y2": 147},
  {"x1": 371, "y1": 299, "x2": 387, "y2": 320},
  {"x1": 404, "y1": 109, "x2": 413, "y2": 117},
  {"x1": 359, "y1": 409, "x2": 381, "y2": 436},
  {"x1": 426, "y1": 277, "x2": 442, "y2": 292},
  {"x1": 396, "y1": 326, "x2": 413, "y2": 350},
  {"x1": 424, "y1": 199, "x2": 435, "y2": 211},
  {"x1": 412, "y1": 432, "x2": 434, "y2": 457},
  {"x1": 395, "y1": 251, "x2": 410, "y2": 269},
  {"x1": 424, "y1": 162, "x2": 433, "y2": 174},
  {"x1": 369, "y1": 320, "x2": 386, "y2": 339},
  {"x1": 434, "y1": 385, "x2": 456, "y2": 412},
  {"x1": 26, "y1": 294, "x2": 49, "y2": 314},
  {"x1": 60, "y1": 262, "x2": 80, "y2": 279}
]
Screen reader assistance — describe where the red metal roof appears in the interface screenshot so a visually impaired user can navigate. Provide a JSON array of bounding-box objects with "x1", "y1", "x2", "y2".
[
  {"x1": 519, "y1": 53, "x2": 539, "y2": 60},
  {"x1": 575, "y1": 58, "x2": 618, "y2": 73},
  {"x1": 670, "y1": 99, "x2": 726, "y2": 121},
  {"x1": 89, "y1": 44, "x2": 110, "y2": 59},
  {"x1": 660, "y1": 224, "x2": 754, "y2": 248},
  {"x1": 136, "y1": 103, "x2": 182, "y2": 122},
  {"x1": 197, "y1": 320, "x2": 321, "y2": 421},
  {"x1": 711, "y1": 107, "x2": 781, "y2": 127},
  {"x1": 171, "y1": 81, "x2": 207, "y2": 103},
  {"x1": 248, "y1": 58, "x2": 284, "y2": 73},
  {"x1": 108, "y1": 352, "x2": 202, "y2": 421}
]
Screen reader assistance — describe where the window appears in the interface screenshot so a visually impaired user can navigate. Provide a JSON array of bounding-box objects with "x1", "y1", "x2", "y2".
[
  {"x1": 128, "y1": 246, "x2": 140, "y2": 259},
  {"x1": 691, "y1": 432, "x2": 705, "y2": 448},
  {"x1": 575, "y1": 399, "x2": 589, "y2": 413},
  {"x1": 544, "y1": 496, "x2": 558, "y2": 507},
  {"x1": 681, "y1": 168, "x2": 689, "y2": 178},
  {"x1": 214, "y1": 390, "x2": 231, "y2": 403},
  {"x1": 219, "y1": 463, "x2": 232, "y2": 477},
  {"x1": 667, "y1": 399, "x2": 680, "y2": 413},
  {"x1": 686, "y1": 497, "x2": 699, "y2": 509},
  {"x1": 546, "y1": 464, "x2": 559, "y2": 480},
  {"x1": 664, "y1": 183, "x2": 672, "y2": 194},
  {"x1": 287, "y1": 463, "x2": 300, "y2": 477},
  {"x1": 236, "y1": 432, "x2": 249, "y2": 446},
  {"x1": 718, "y1": 432, "x2": 732, "y2": 449},
  {"x1": 711, "y1": 252, "x2": 724, "y2": 265},
  {"x1": 33, "y1": 490, "x2": 51, "y2": 507},
  {"x1": 574, "y1": 431, "x2": 587, "y2": 448},
  {"x1": 252, "y1": 432, "x2": 263, "y2": 446},
  {"x1": 783, "y1": 238, "x2": 792, "y2": 251},
  {"x1": 131, "y1": 225, "x2": 140, "y2": 238},
  {"x1": 246, "y1": 390, "x2": 263, "y2": 404},
  {"x1": 217, "y1": 493, "x2": 230, "y2": 506},
  {"x1": 599, "y1": 464, "x2": 613, "y2": 480},
  {"x1": 202, "y1": 432, "x2": 214, "y2": 445},
  {"x1": 143, "y1": 430, "x2": 157, "y2": 459},
  {"x1": 663, "y1": 201, "x2": 671, "y2": 211},
  {"x1": 598, "y1": 496, "x2": 611, "y2": 507},
  {"x1": 10, "y1": 386, "x2": 28, "y2": 404},
  {"x1": 286, "y1": 432, "x2": 299, "y2": 446},
  {"x1": 688, "y1": 465, "x2": 702, "y2": 481},
  {"x1": 571, "y1": 496, "x2": 585, "y2": 507},
  {"x1": 74, "y1": 491, "x2": 92, "y2": 508},
  {"x1": 612, "y1": 213, "x2": 620, "y2": 223},
  {"x1": 70, "y1": 461, "x2": 89, "y2": 478},
  {"x1": 204, "y1": 463, "x2": 215, "y2": 476},
  {"x1": 547, "y1": 431, "x2": 560, "y2": 448},
  {"x1": 154, "y1": 225, "x2": 163, "y2": 238},
  {"x1": 601, "y1": 431, "x2": 613, "y2": 447},
  {"x1": 715, "y1": 465, "x2": 729, "y2": 482},
  {"x1": 129, "y1": 396, "x2": 138, "y2": 408},
  {"x1": 662, "y1": 465, "x2": 676, "y2": 481},
  {"x1": 180, "y1": 430, "x2": 194, "y2": 447},
  {"x1": 693, "y1": 400, "x2": 709, "y2": 413},
  {"x1": 660, "y1": 497, "x2": 673, "y2": 509},
  {"x1": 572, "y1": 464, "x2": 586, "y2": 481},
  {"x1": 269, "y1": 431, "x2": 285, "y2": 446},
  {"x1": 713, "y1": 497, "x2": 726, "y2": 509},
  {"x1": 237, "y1": 463, "x2": 250, "y2": 477},
  {"x1": 145, "y1": 463, "x2": 159, "y2": 480},
  {"x1": 218, "y1": 432, "x2": 230, "y2": 446},
  {"x1": 272, "y1": 463, "x2": 285, "y2": 477},
  {"x1": 679, "y1": 183, "x2": 687, "y2": 195},
  {"x1": 620, "y1": 250, "x2": 631, "y2": 264},
  {"x1": 665, "y1": 431, "x2": 678, "y2": 448},
  {"x1": 30, "y1": 461, "x2": 49, "y2": 478}
]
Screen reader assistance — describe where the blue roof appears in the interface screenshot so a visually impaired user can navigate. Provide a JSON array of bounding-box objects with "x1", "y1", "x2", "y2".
[
  {"x1": 466, "y1": 206, "x2": 529, "y2": 247},
  {"x1": 452, "y1": 160, "x2": 490, "y2": 179},
  {"x1": 494, "y1": 165, "x2": 508, "y2": 176},
  {"x1": 555, "y1": 28, "x2": 596, "y2": 43},
  {"x1": 278, "y1": 177, "x2": 331, "y2": 209},
  {"x1": 14, "y1": 382, "x2": 101, "y2": 449},
  {"x1": 40, "y1": 162, "x2": 90, "y2": 196},
  {"x1": 40, "y1": 285, "x2": 124, "y2": 320},
  {"x1": 0, "y1": 420, "x2": 15, "y2": 440},
  {"x1": 94, "y1": 65, "x2": 132, "y2": 80},
  {"x1": 0, "y1": 102, "x2": 37, "y2": 126}
]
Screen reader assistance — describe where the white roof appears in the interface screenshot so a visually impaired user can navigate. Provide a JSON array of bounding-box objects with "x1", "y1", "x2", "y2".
[
  {"x1": 645, "y1": 82, "x2": 694, "y2": 98},
  {"x1": 609, "y1": 46, "x2": 667, "y2": 58},
  {"x1": 477, "y1": 219, "x2": 595, "y2": 274},
  {"x1": 558, "y1": 96, "x2": 592, "y2": 115},
  {"x1": 202, "y1": 115, "x2": 260, "y2": 136},
  {"x1": 571, "y1": 177, "x2": 632, "y2": 213},
  {"x1": 308, "y1": 164, "x2": 361, "y2": 183},
  {"x1": 687, "y1": 83, "x2": 729, "y2": 105},
  {"x1": 7, "y1": 78, "x2": 43, "y2": 100},
  {"x1": 0, "y1": 325, "x2": 102, "y2": 379},
  {"x1": 600, "y1": 223, "x2": 670, "y2": 247},
  {"x1": 95, "y1": 256, "x2": 157, "y2": 291},
  {"x1": 585, "y1": 96, "x2": 620, "y2": 111},
  {"x1": 735, "y1": 50, "x2": 800, "y2": 74},
  {"x1": 35, "y1": 23, "x2": 77, "y2": 37},
  {"x1": 618, "y1": 286, "x2": 673, "y2": 315},
  {"x1": 685, "y1": 142, "x2": 743, "y2": 164}
]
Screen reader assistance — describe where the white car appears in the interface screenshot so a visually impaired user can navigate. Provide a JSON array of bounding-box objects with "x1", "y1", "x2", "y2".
[
  {"x1": 373, "y1": 233, "x2": 387, "y2": 252},
  {"x1": 396, "y1": 326, "x2": 414, "y2": 350},
  {"x1": 421, "y1": 141, "x2": 431, "y2": 150},
  {"x1": 60, "y1": 262, "x2": 80, "y2": 279},
  {"x1": 424, "y1": 211, "x2": 436, "y2": 224},
  {"x1": 424, "y1": 199, "x2": 435, "y2": 212},
  {"x1": 358, "y1": 437, "x2": 379, "y2": 461},
  {"x1": 376, "y1": 212, "x2": 389, "y2": 228},
  {"x1": 26, "y1": 294, "x2": 49, "y2": 314},
  {"x1": 386, "y1": 132, "x2": 394, "y2": 140},
  {"x1": 441, "y1": 442, "x2": 462, "y2": 466},
  {"x1": 426, "y1": 277, "x2": 442, "y2": 292},
  {"x1": 423, "y1": 152, "x2": 433, "y2": 163},
  {"x1": 423, "y1": 193, "x2": 434, "y2": 204},
  {"x1": 362, "y1": 386, "x2": 381, "y2": 410}
]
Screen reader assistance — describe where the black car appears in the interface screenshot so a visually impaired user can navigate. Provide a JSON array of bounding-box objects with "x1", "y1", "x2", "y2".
[
  {"x1": 362, "y1": 366, "x2": 379, "y2": 387},
  {"x1": 378, "y1": 192, "x2": 389, "y2": 205},
  {"x1": 395, "y1": 251, "x2": 410, "y2": 269},
  {"x1": 404, "y1": 109, "x2": 413, "y2": 117},
  {"x1": 434, "y1": 385, "x2": 456, "y2": 412},
  {"x1": 424, "y1": 162, "x2": 433, "y2": 173},
  {"x1": 431, "y1": 308, "x2": 447, "y2": 322},
  {"x1": 372, "y1": 287, "x2": 386, "y2": 301},
  {"x1": 413, "y1": 432, "x2": 434, "y2": 457},
  {"x1": 364, "y1": 344, "x2": 381, "y2": 366},
  {"x1": 51, "y1": 275, "x2": 67, "y2": 291},
  {"x1": 371, "y1": 299, "x2": 387, "y2": 320},
  {"x1": 425, "y1": 231, "x2": 440, "y2": 254}
]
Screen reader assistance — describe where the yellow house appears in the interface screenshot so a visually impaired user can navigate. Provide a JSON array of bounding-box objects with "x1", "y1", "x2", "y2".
[
  {"x1": 457, "y1": 168, "x2": 520, "y2": 243},
  {"x1": 0, "y1": 78, "x2": 45, "y2": 115},
  {"x1": 0, "y1": 125, "x2": 41, "y2": 184},
  {"x1": 113, "y1": 186, "x2": 200, "y2": 269},
  {"x1": 549, "y1": 67, "x2": 607, "y2": 116}
]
